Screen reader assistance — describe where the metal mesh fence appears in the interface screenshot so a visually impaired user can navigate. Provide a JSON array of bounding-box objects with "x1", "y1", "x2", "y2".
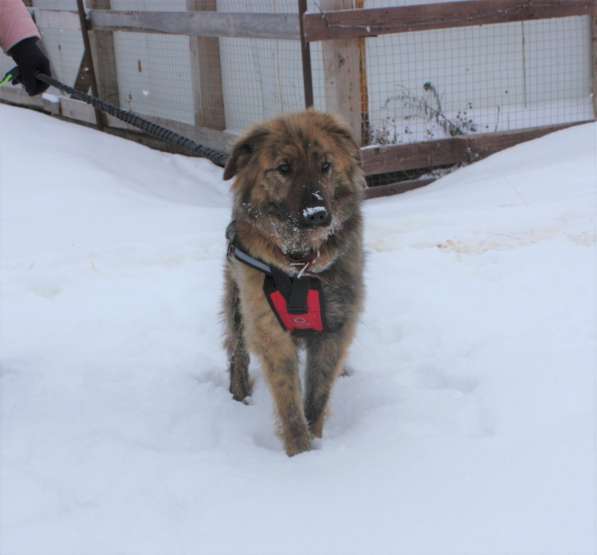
[
  {"x1": 110, "y1": 0, "x2": 195, "y2": 124},
  {"x1": 362, "y1": 13, "x2": 593, "y2": 146},
  {"x1": 0, "y1": 0, "x2": 593, "y2": 165},
  {"x1": 217, "y1": 0, "x2": 325, "y2": 131}
]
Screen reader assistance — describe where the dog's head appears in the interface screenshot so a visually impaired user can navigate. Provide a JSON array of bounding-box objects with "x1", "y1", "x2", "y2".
[{"x1": 224, "y1": 110, "x2": 364, "y2": 259}]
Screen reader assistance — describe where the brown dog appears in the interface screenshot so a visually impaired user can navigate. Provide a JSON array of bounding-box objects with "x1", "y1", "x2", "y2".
[{"x1": 222, "y1": 110, "x2": 365, "y2": 456}]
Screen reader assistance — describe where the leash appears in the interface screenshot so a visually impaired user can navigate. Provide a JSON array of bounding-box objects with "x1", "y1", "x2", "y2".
[{"x1": 1, "y1": 68, "x2": 228, "y2": 168}]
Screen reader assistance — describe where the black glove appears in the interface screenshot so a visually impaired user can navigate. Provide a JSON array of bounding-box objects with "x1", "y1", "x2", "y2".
[{"x1": 7, "y1": 37, "x2": 51, "y2": 96}]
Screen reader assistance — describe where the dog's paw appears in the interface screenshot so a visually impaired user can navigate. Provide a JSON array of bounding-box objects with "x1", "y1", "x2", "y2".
[
  {"x1": 285, "y1": 442, "x2": 311, "y2": 457},
  {"x1": 284, "y1": 432, "x2": 312, "y2": 457},
  {"x1": 230, "y1": 391, "x2": 252, "y2": 404},
  {"x1": 229, "y1": 377, "x2": 254, "y2": 404}
]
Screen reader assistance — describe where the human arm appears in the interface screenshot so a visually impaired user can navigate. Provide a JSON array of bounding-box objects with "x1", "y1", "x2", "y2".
[{"x1": 0, "y1": 0, "x2": 50, "y2": 95}]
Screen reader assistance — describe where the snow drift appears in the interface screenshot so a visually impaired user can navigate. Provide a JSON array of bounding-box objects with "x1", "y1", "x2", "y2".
[{"x1": 0, "y1": 104, "x2": 595, "y2": 555}]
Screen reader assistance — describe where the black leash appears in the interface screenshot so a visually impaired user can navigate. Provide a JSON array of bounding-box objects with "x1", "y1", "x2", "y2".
[
  {"x1": 37, "y1": 74, "x2": 228, "y2": 167},
  {"x1": 3, "y1": 68, "x2": 228, "y2": 167}
]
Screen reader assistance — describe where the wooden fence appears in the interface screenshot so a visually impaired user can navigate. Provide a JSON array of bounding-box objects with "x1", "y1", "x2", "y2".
[{"x1": 1, "y1": 0, "x2": 596, "y2": 197}]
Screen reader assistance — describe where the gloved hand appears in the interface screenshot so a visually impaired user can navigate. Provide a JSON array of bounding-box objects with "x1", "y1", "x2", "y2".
[{"x1": 7, "y1": 37, "x2": 50, "y2": 96}]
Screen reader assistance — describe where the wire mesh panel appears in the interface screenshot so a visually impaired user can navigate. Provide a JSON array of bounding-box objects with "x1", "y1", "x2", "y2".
[
  {"x1": 360, "y1": 0, "x2": 593, "y2": 146},
  {"x1": 217, "y1": 0, "x2": 324, "y2": 132},
  {"x1": 110, "y1": 0, "x2": 195, "y2": 124},
  {"x1": 218, "y1": 34, "x2": 305, "y2": 131},
  {"x1": 1, "y1": 0, "x2": 593, "y2": 168},
  {"x1": 27, "y1": 1, "x2": 84, "y2": 95}
]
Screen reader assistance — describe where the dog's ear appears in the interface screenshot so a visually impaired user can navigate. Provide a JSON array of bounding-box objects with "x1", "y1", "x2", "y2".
[
  {"x1": 223, "y1": 127, "x2": 269, "y2": 180},
  {"x1": 324, "y1": 115, "x2": 362, "y2": 166}
]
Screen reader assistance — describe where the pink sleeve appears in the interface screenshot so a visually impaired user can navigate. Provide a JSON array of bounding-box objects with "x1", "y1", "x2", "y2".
[{"x1": 0, "y1": 0, "x2": 40, "y2": 53}]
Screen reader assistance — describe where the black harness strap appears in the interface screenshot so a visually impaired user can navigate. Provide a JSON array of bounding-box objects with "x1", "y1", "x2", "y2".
[{"x1": 226, "y1": 223, "x2": 325, "y2": 333}]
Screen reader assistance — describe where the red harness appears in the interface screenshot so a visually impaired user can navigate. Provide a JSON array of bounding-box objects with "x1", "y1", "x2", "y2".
[
  {"x1": 263, "y1": 271, "x2": 324, "y2": 333},
  {"x1": 228, "y1": 234, "x2": 326, "y2": 334}
]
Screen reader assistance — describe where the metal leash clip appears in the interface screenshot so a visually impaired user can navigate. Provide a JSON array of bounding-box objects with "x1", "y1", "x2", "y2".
[{"x1": 290, "y1": 250, "x2": 320, "y2": 279}]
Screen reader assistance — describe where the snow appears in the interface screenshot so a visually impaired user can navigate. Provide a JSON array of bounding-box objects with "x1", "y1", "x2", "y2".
[
  {"x1": 1, "y1": 104, "x2": 596, "y2": 555},
  {"x1": 302, "y1": 205, "x2": 327, "y2": 217}
]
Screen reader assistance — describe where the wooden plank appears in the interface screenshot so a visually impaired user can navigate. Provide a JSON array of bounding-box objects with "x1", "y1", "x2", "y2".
[
  {"x1": 298, "y1": 0, "x2": 314, "y2": 108},
  {"x1": 362, "y1": 121, "x2": 594, "y2": 175},
  {"x1": 303, "y1": 0, "x2": 594, "y2": 41},
  {"x1": 321, "y1": 0, "x2": 362, "y2": 144},
  {"x1": 364, "y1": 178, "x2": 435, "y2": 200},
  {"x1": 592, "y1": 12, "x2": 597, "y2": 116},
  {"x1": 73, "y1": 52, "x2": 93, "y2": 92},
  {"x1": 355, "y1": 0, "x2": 369, "y2": 143},
  {"x1": 187, "y1": 0, "x2": 225, "y2": 130},
  {"x1": 0, "y1": 88, "x2": 60, "y2": 114},
  {"x1": 59, "y1": 95, "x2": 97, "y2": 121},
  {"x1": 76, "y1": 0, "x2": 105, "y2": 129},
  {"x1": 88, "y1": 10, "x2": 300, "y2": 40},
  {"x1": 88, "y1": 0, "x2": 120, "y2": 107}
]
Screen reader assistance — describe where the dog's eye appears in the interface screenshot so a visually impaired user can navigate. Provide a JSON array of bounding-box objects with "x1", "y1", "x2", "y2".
[
  {"x1": 321, "y1": 161, "x2": 332, "y2": 174},
  {"x1": 277, "y1": 163, "x2": 291, "y2": 175}
]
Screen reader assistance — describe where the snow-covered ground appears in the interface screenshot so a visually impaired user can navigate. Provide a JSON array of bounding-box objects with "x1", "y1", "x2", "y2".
[{"x1": 0, "y1": 104, "x2": 595, "y2": 555}]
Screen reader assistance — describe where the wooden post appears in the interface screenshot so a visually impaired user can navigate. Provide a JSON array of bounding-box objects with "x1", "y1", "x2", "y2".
[
  {"x1": 320, "y1": 0, "x2": 362, "y2": 144},
  {"x1": 592, "y1": 8, "x2": 597, "y2": 117},
  {"x1": 75, "y1": 0, "x2": 105, "y2": 128},
  {"x1": 186, "y1": 0, "x2": 225, "y2": 130},
  {"x1": 298, "y1": 0, "x2": 314, "y2": 108},
  {"x1": 73, "y1": 52, "x2": 93, "y2": 93},
  {"x1": 355, "y1": 0, "x2": 369, "y2": 144},
  {"x1": 88, "y1": 0, "x2": 120, "y2": 106}
]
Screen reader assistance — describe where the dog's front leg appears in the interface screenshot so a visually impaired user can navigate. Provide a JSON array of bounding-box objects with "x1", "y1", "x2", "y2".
[
  {"x1": 238, "y1": 268, "x2": 311, "y2": 456},
  {"x1": 259, "y1": 345, "x2": 311, "y2": 456},
  {"x1": 247, "y1": 316, "x2": 309, "y2": 455},
  {"x1": 304, "y1": 327, "x2": 355, "y2": 438}
]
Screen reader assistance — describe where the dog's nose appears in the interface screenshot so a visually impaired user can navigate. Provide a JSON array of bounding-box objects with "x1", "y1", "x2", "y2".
[{"x1": 301, "y1": 205, "x2": 331, "y2": 227}]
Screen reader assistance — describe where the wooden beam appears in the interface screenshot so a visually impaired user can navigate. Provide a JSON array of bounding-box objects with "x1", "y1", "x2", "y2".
[
  {"x1": 76, "y1": 0, "x2": 105, "y2": 130},
  {"x1": 364, "y1": 178, "x2": 435, "y2": 200},
  {"x1": 303, "y1": 0, "x2": 595, "y2": 41},
  {"x1": 362, "y1": 121, "x2": 594, "y2": 175},
  {"x1": 187, "y1": 0, "x2": 225, "y2": 130},
  {"x1": 298, "y1": 0, "x2": 314, "y2": 108},
  {"x1": 0, "y1": 89, "x2": 60, "y2": 114},
  {"x1": 73, "y1": 52, "x2": 93, "y2": 92},
  {"x1": 320, "y1": 0, "x2": 362, "y2": 144},
  {"x1": 355, "y1": 0, "x2": 369, "y2": 144},
  {"x1": 88, "y1": 0, "x2": 120, "y2": 107},
  {"x1": 88, "y1": 10, "x2": 300, "y2": 40}
]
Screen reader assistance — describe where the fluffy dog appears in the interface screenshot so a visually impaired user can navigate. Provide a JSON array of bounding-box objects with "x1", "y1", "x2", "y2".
[{"x1": 222, "y1": 110, "x2": 364, "y2": 456}]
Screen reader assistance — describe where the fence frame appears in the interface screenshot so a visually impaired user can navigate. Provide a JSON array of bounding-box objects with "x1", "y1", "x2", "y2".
[
  {"x1": 302, "y1": 0, "x2": 597, "y2": 41},
  {"x1": 303, "y1": 0, "x2": 597, "y2": 181},
  {"x1": 1, "y1": 0, "x2": 596, "y2": 196}
]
